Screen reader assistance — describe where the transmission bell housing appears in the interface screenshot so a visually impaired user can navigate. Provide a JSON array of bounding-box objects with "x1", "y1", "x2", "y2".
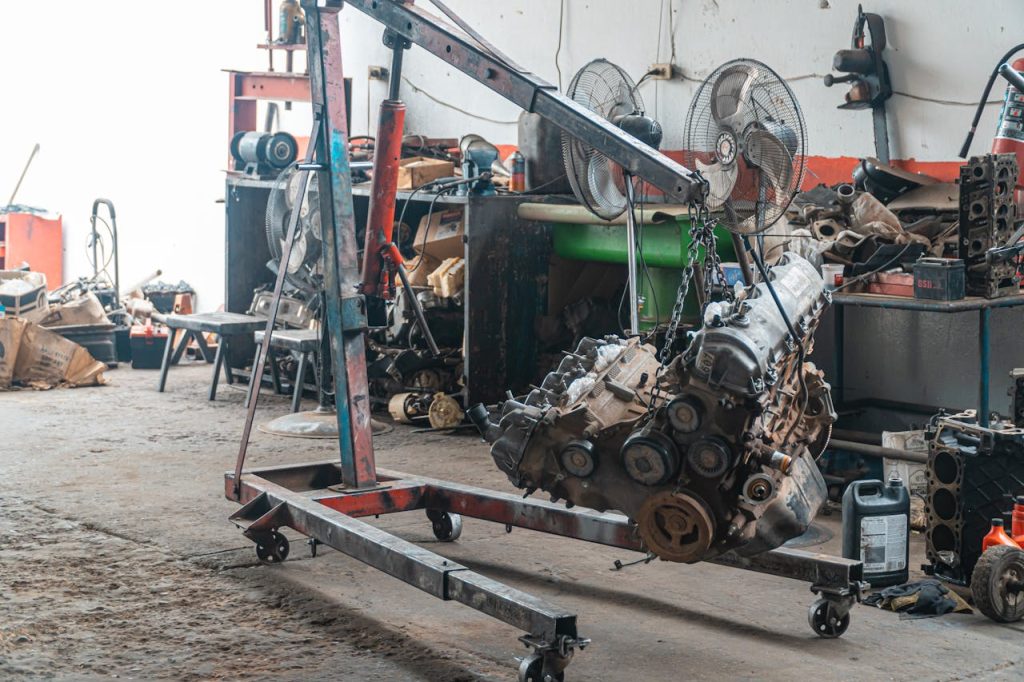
[{"x1": 471, "y1": 253, "x2": 835, "y2": 563}]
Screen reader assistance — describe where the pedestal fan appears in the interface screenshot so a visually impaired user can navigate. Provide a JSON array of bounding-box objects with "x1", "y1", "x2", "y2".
[{"x1": 562, "y1": 58, "x2": 663, "y2": 335}]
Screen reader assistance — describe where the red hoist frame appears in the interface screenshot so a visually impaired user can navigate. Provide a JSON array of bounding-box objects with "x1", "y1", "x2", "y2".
[{"x1": 227, "y1": 2, "x2": 865, "y2": 679}]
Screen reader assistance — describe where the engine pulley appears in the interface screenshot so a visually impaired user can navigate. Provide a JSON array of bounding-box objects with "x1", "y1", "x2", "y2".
[
  {"x1": 667, "y1": 396, "x2": 703, "y2": 433},
  {"x1": 561, "y1": 440, "x2": 597, "y2": 478},
  {"x1": 622, "y1": 430, "x2": 679, "y2": 486},
  {"x1": 687, "y1": 437, "x2": 732, "y2": 478},
  {"x1": 636, "y1": 491, "x2": 715, "y2": 563}
]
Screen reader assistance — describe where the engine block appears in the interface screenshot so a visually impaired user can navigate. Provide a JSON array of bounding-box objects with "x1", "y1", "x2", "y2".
[{"x1": 471, "y1": 253, "x2": 835, "y2": 563}]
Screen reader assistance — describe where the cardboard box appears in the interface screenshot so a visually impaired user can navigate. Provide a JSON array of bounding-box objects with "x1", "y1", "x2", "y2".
[
  {"x1": 0, "y1": 317, "x2": 27, "y2": 388},
  {"x1": 35, "y1": 291, "x2": 108, "y2": 327},
  {"x1": 427, "y1": 257, "x2": 465, "y2": 299},
  {"x1": 402, "y1": 254, "x2": 442, "y2": 288},
  {"x1": 397, "y1": 156, "x2": 455, "y2": 189},
  {"x1": 0, "y1": 318, "x2": 107, "y2": 389},
  {"x1": 414, "y1": 207, "x2": 465, "y2": 261}
]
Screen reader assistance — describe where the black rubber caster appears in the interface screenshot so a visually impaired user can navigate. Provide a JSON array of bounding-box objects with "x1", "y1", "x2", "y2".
[
  {"x1": 808, "y1": 597, "x2": 850, "y2": 638},
  {"x1": 427, "y1": 510, "x2": 463, "y2": 542},
  {"x1": 971, "y1": 544, "x2": 1024, "y2": 623},
  {"x1": 255, "y1": 530, "x2": 290, "y2": 564},
  {"x1": 517, "y1": 653, "x2": 565, "y2": 682}
]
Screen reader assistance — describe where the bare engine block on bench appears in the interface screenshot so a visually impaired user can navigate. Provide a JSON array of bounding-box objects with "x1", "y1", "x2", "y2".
[{"x1": 471, "y1": 254, "x2": 836, "y2": 563}]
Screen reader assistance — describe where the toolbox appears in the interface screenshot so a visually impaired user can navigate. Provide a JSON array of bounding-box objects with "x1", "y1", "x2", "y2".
[
  {"x1": 130, "y1": 324, "x2": 168, "y2": 369},
  {"x1": 913, "y1": 257, "x2": 965, "y2": 301}
]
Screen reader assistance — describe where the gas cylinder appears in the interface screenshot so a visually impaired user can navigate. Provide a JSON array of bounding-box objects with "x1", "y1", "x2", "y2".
[
  {"x1": 842, "y1": 476, "x2": 911, "y2": 587},
  {"x1": 992, "y1": 57, "x2": 1024, "y2": 203}
]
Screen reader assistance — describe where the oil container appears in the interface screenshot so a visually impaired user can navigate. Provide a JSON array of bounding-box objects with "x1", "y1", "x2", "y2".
[{"x1": 842, "y1": 477, "x2": 910, "y2": 587}]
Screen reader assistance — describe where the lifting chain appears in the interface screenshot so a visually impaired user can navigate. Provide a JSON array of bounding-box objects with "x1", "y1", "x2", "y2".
[{"x1": 647, "y1": 198, "x2": 723, "y2": 416}]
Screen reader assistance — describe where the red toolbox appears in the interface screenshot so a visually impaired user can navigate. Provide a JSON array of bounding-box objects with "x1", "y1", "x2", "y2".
[{"x1": 130, "y1": 324, "x2": 168, "y2": 369}]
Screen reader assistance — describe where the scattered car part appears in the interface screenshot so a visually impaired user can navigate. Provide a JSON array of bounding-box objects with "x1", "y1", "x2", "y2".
[{"x1": 823, "y1": 5, "x2": 892, "y2": 163}]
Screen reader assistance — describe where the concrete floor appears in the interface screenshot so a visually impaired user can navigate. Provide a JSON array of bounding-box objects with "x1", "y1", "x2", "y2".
[{"x1": 3, "y1": 363, "x2": 1024, "y2": 681}]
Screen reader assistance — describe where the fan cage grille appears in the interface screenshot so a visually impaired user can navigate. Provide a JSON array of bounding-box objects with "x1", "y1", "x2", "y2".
[
  {"x1": 682, "y1": 58, "x2": 806, "y2": 234},
  {"x1": 562, "y1": 59, "x2": 645, "y2": 220}
]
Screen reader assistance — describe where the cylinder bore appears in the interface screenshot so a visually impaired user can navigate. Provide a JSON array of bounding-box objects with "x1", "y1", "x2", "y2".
[
  {"x1": 621, "y1": 430, "x2": 679, "y2": 486},
  {"x1": 930, "y1": 524, "x2": 956, "y2": 552},
  {"x1": 932, "y1": 451, "x2": 961, "y2": 485},
  {"x1": 931, "y1": 487, "x2": 958, "y2": 521}
]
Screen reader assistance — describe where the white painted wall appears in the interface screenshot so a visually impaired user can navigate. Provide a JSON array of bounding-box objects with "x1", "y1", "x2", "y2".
[
  {"x1": 342, "y1": 0, "x2": 1022, "y2": 160},
  {"x1": 1, "y1": 0, "x2": 1021, "y2": 309}
]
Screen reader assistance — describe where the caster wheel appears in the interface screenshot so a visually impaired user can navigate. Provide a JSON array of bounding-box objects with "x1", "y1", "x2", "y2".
[
  {"x1": 428, "y1": 511, "x2": 463, "y2": 542},
  {"x1": 255, "y1": 531, "x2": 290, "y2": 564},
  {"x1": 808, "y1": 597, "x2": 850, "y2": 638},
  {"x1": 971, "y1": 545, "x2": 1024, "y2": 623},
  {"x1": 517, "y1": 653, "x2": 565, "y2": 682},
  {"x1": 308, "y1": 537, "x2": 319, "y2": 558}
]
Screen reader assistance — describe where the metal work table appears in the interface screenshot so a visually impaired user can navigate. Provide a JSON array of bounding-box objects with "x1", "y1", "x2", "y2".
[{"x1": 831, "y1": 291, "x2": 1024, "y2": 427}]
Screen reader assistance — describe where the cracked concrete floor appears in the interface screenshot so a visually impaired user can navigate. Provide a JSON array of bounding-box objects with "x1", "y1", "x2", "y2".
[{"x1": 2, "y1": 364, "x2": 1024, "y2": 680}]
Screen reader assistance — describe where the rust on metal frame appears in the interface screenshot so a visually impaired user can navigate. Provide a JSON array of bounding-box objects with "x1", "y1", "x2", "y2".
[
  {"x1": 360, "y1": 99, "x2": 406, "y2": 296},
  {"x1": 303, "y1": 0, "x2": 377, "y2": 487}
]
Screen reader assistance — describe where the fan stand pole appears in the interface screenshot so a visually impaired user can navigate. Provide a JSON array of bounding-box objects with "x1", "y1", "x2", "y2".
[{"x1": 623, "y1": 173, "x2": 641, "y2": 336}]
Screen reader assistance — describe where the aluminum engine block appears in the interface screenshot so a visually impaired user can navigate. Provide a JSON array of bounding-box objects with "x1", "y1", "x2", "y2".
[{"x1": 471, "y1": 253, "x2": 835, "y2": 563}]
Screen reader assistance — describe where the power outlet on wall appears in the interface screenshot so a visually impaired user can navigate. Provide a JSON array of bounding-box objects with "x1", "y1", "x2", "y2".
[
  {"x1": 368, "y1": 65, "x2": 390, "y2": 81},
  {"x1": 648, "y1": 63, "x2": 673, "y2": 80}
]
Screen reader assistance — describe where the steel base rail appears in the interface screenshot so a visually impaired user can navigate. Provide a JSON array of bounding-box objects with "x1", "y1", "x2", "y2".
[{"x1": 226, "y1": 461, "x2": 864, "y2": 679}]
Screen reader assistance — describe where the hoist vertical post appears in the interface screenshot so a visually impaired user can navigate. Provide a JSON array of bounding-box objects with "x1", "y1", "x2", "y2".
[{"x1": 303, "y1": 0, "x2": 377, "y2": 487}]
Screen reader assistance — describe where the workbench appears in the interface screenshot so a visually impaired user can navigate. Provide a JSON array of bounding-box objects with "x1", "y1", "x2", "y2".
[{"x1": 831, "y1": 291, "x2": 1024, "y2": 427}]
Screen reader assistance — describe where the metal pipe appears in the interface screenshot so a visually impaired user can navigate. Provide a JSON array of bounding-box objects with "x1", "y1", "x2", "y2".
[
  {"x1": 831, "y1": 428, "x2": 882, "y2": 446},
  {"x1": 980, "y1": 307, "x2": 991, "y2": 428},
  {"x1": 623, "y1": 176, "x2": 640, "y2": 335},
  {"x1": 388, "y1": 41, "x2": 405, "y2": 100},
  {"x1": 828, "y1": 438, "x2": 928, "y2": 464},
  {"x1": 7, "y1": 143, "x2": 39, "y2": 207},
  {"x1": 730, "y1": 232, "x2": 753, "y2": 286},
  {"x1": 518, "y1": 202, "x2": 687, "y2": 225}
]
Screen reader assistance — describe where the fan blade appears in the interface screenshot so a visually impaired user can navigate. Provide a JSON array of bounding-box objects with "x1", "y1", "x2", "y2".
[
  {"x1": 739, "y1": 129, "x2": 795, "y2": 232},
  {"x1": 744, "y1": 129, "x2": 793, "y2": 200},
  {"x1": 586, "y1": 153, "x2": 627, "y2": 218},
  {"x1": 710, "y1": 63, "x2": 759, "y2": 130},
  {"x1": 696, "y1": 158, "x2": 738, "y2": 210}
]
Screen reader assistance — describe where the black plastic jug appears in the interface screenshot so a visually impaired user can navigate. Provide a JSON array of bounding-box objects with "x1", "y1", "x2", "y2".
[{"x1": 842, "y1": 477, "x2": 911, "y2": 587}]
